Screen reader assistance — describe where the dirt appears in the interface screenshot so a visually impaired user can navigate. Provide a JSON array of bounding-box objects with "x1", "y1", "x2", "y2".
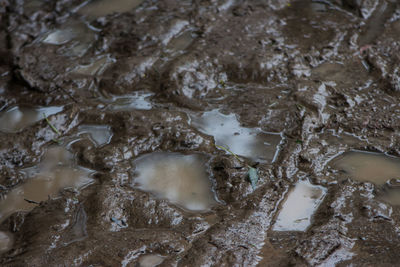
[{"x1": 1, "y1": 0, "x2": 400, "y2": 266}]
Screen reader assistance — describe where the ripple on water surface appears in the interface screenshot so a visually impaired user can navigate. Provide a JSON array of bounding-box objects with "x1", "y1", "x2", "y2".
[
  {"x1": 191, "y1": 109, "x2": 282, "y2": 163},
  {"x1": 0, "y1": 147, "x2": 94, "y2": 223},
  {"x1": 0, "y1": 106, "x2": 63, "y2": 133},
  {"x1": 132, "y1": 153, "x2": 216, "y2": 212},
  {"x1": 330, "y1": 151, "x2": 400, "y2": 185},
  {"x1": 273, "y1": 180, "x2": 326, "y2": 232}
]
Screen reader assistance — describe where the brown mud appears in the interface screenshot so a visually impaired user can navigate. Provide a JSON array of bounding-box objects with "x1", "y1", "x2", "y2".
[{"x1": 1, "y1": 0, "x2": 400, "y2": 266}]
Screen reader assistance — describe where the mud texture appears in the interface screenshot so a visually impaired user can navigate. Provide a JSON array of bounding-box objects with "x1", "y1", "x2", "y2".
[{"x1": 1, "y1": 0, "x2": 400, "y2": 266}]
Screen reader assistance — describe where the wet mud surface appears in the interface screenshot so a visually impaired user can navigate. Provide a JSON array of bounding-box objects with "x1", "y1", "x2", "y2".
[{"x1": 1, "y1": 0, "x2": 400, "y2": 266}]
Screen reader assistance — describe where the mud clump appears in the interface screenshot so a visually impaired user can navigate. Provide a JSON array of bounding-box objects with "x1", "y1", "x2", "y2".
[{"x1": 1, "y1": 0, "x2": 400, "y2": 266}]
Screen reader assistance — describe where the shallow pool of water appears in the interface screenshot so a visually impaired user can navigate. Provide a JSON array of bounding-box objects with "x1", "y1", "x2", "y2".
[
  {"x1": 191, "y1": 109, "x2": 282, "y2": 163},
  {"x1": 273, "y1": 180, "x2": 326, "y2": 231},
  {"x1": 138, "y1": 254, "x2": 164, "y2": 267},
  {"x1": 0, "y1": 106, "x2": 63, "y2": 133},
  {"x1": 0, "y1": 147, "x2": 94, "y2": 223},
  {"x1": 132, "y1": 153, "x2": 216, "y2": 212},
  {"x1": 330, "y1": 151, "x2": 400, "y2": 185},
  {"x1": 104, "y1": 92, "x2": 153, "y2": 111},
  {"x1": 77, "y1": 124, "x2": 113, "y2": 147}
]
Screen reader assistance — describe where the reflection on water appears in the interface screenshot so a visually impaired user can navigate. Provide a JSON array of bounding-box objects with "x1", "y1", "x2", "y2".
[
  {"x1": 138, "y1": 254, "x2": 164, "y2": 267},
  {"x1": 191, "y1": 109, "x2": 281, "y2": 163},
  {"x1": 273, "y1": 180, "x2": 326, "y2": 231},
  {"x1": 132, "y1": 153, "x2": 216, "y2": 212},
  {"x1": 331, "y1": 151, "x2": 400, "y2": 185},
  {"x1": 77, "y1": 125, "x2": 113, "y2": 147},
  {"x1": 79, "y1": 0, "x2": 144, "y2": 17},
  {"x1": 0, "y1": 147, "x2": 94, "y2": 223},
  {"x1": 0, "y1": 106, "x2": 63, "y2": 133}
]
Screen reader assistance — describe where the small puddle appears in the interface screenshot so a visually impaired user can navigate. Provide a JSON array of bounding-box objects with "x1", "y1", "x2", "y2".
[
  {"x1": 0, "y1": 147, "x2": 94, "y2": 223},
  {"x1": 0, "y1": 106, "x2": 63, "y2": 133},
  {"x1": 78, "y1": 0, "x2": 144, "y2": 17},
  {"x1": 132, "y1": 153, "x2": 216, "y2": 212},
  {"x1": 77, "y1": 125, "x2": 113, "y2": 147},
  {"x1": 166, "y1": 30, "x2": 195, "y2": 53},
  {"x1": 273, "y1": 180, "x2": 326, "y2": 232},
  {"x1": 41, "y1": 22, "x2": 97, "y2": 57},
  {"x1": 191, "y1": 109, "x2": 281, "y2": 163},
  {"x1": 0, "y1": 231, "x2": 13, "y2": 254},
  {"x1": 72, "y1": 55, "x2": 115, "y2": 76},
  {"x1": 138, "y1": 254, "x2": 165, "y2": 267},
  {"x1": 103, "y1": 92, "x2": 153, "y2": 111},
  {"x1": 330, "y1": 151, "x2": 400, "y2": 185}
]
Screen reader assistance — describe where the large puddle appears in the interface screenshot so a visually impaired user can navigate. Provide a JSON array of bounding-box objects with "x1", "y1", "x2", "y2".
[
  {"x1": 0, "y1": 106, "x2": 63, "y2": 133},
  {"x1": 78, "y1": 0, "x2": 144, "y2": 17},
  {"x1": 0, "y1": 147, "x2": 94, "y2": 223},
  {"x1": 132, "y1": 153, "x2": 216, "y2": 212},
  {"x1": 273, "y1": 180, "x2": 326, "y2": 232},
  {"x1": 191, "y1": 109, "x2": 281, "y2": 163},
  {"x1": 330, "y1": 151, "x2": 400, "y2": 185}
]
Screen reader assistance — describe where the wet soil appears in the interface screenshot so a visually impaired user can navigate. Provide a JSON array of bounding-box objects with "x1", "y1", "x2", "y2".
[{"x1": 1, "y1": 0, "x2": 400, "y2": 266}]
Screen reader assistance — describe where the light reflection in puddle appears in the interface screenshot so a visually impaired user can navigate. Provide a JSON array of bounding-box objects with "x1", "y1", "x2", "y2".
[
  {"x1": 331, "y1": 151, "x2": 400, "y2": 185},
  {"x1": 0, "y1": 147, "x2": 94, "y2": 223},
  {"x1": 77, "y1": 125, "x2": 113, "y2": 147},
  {"x1": 0, "y1": 231, "x2": 13, "y2": 254},
  {"x1": 132, "y1": 153, "x2": 216, "y2": 212},
  {"x1": 0, "y1": 106, "x2": 63, "y2": 133},
  {"x1": 79, "y1": 0, "x2": 144, "y2": 17},
  {"x1": 273, "y1": 180, "x2": 326, "y2": 232},
  {"x1": 138, "y1": 254, "x2": 165, "y2": 267},
  {"x1": 103, "y1": 92, "x2": 153, "y2": 111},
  {"x1": 191, "y1": 109, "x2": 282, "y2": 163}
]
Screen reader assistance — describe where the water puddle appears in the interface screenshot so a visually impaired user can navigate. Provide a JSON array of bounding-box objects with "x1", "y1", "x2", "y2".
[
  {"x1": 132, "y1": 153, "x2": 216, "y2": 212},
  {"x1": 273, "y1": 180, "x2": 326, "y2": 231},
  {"x1": 0, "y1": 106, "x2": 63, "y2": 133},
  {"x1": 77, "y1": 125, "x2": 113, "y2": 147},
  {"x1": 78, "y1": 0, "x2": 144, "y2": 17},
  {"x1": 138, "y1": 254, "x2": 165, "y2": 267},
  {"x1": 0, "y1": 147, "x2": 94, "y2": 223},
  {"x1": 191, "y1": 109, "x2": 282, "y2": 163},
  {"x1": 72, "y1": 55, "x2": 115, "y2": 76},
  {"x1": 103, "y1": 92, "x2": 153, "y2": 111},
  {"x1": 330, "y1": 151, "x2": 400, "y2": 185},
  {"x1": 0, "y1": 231, "x2": 13, "y2": 254},
  {"x1": 42, "y1": 22, "x2": 97, "y2": 57}
]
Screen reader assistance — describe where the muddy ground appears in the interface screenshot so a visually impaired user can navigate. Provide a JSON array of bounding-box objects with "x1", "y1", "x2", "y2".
[{"x1": 1, "y1": 0, "x2": 400, "y2": 266}]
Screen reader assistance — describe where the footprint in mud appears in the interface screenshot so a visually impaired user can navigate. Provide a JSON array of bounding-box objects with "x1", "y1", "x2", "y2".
[
  {"x1": 0, "y1": 147, "x2": 94, "y2": 223},
  {"x1": 0, "y1": 106, "x2": 63, "y2": 133},
  {"x1": 273, "y1": 180, "x2": 326, "y2": 232},
  {"x1": 132, "y1": 153, "x2": 216, "y2": 212},
  {"x1": 191, "y1": 109, "x2": 282, "y2": 164},
  {"x1": 330, "y1": 150, "x2": 400, "y2": 185}
]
